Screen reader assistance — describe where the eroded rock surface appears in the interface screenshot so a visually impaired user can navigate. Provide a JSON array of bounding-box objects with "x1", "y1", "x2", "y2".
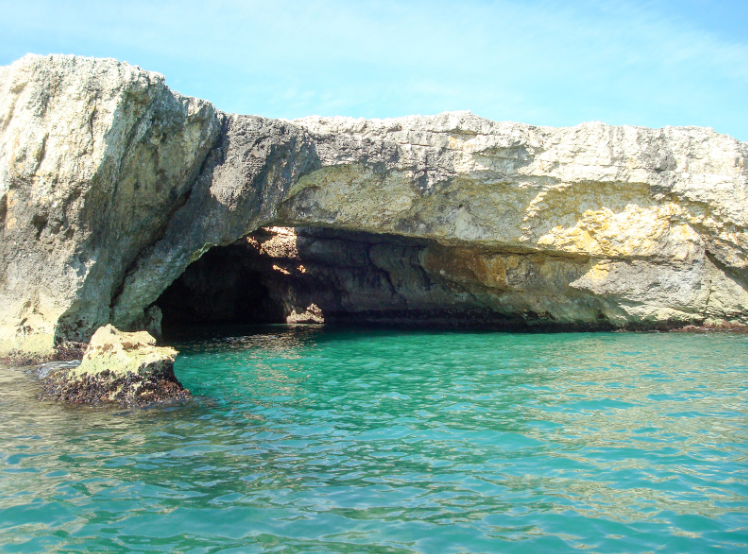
[
  {"x1": 0, "y1": 54, "x2": 221, "y2": 357},
  {"x1": 2, "y1": 54, "x2": 748, "y2": 357},
  {"x1": 40, "y1": 324, "x2": 188, "y2": 406}
]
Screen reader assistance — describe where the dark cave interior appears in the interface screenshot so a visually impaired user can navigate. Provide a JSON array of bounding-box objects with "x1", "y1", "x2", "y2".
[{"x1": 154, "y1": 226, "x2": 526, "y2": 333}]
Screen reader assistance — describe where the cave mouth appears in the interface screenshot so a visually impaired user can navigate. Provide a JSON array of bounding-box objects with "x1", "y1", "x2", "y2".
[
  {"x1": 155, "y1": 239, "x2": 286, "y2": 329},
  {"x1": 154, "y1": 226, "x2": 531, "y2": 336}
]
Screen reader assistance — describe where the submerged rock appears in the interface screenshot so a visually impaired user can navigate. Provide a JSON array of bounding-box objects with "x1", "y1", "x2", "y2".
[
  {"x1": 40, "y1": 325, "x2": 189, "y2": 406},
  {"x1": 1, "y1": 53, "x2": 748, "y2": 357}
]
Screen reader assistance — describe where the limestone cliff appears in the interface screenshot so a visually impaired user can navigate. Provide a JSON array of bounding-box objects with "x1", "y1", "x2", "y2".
[
  {"x1": 0, "y1": 55, "x2": 221, "y2": 356},
  {"x1": 1, "y1": 54, "x2": 747, "y2": 357}
]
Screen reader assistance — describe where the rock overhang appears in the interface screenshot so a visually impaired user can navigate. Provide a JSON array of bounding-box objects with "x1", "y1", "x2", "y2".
[{"x1": 0, "y1": 54, "x2": 747, "y2": 361}]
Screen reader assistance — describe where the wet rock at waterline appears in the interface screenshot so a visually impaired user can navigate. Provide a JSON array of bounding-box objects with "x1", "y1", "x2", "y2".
[
  {"x1": 40, "y1": 325, "x2": 189, "y2": 406},
  {"x1": 2, "y1": 54, "x2": 748, "y2": 359}
]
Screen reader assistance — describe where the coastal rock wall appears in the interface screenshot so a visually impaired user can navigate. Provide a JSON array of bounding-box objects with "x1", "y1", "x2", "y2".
[
  {"x1": 1, "y1": 54, "x2": 747, "y2": 356},
  {"x1": 271, "y1": 116, "x2": 748, "y2": 327},
  {"x1": 0, "y1": 55, "x2": 221, "y2": 355}
]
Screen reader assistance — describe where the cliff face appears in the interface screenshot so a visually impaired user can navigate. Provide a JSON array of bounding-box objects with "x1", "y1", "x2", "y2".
[
  {"x1": 1, "y1": 55, "x2": 747, "y2": 356},
  {"x1": 0, "y1": 55, "x2": 221, "y2": 355}
]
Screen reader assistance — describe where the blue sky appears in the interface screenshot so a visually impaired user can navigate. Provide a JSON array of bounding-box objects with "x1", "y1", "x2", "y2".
[{"x1": 1, "y1": 0, "x2": 746, "y2": 140}]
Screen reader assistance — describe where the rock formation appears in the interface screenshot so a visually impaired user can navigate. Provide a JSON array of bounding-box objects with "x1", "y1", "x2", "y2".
[
  {"x1": 0, "y1": 54, "x2": 220, "y2": 357},
  {"x1": 1, "y1": 54, "x2": 747, "y2": 359},
  {"x1": 40, "y1": 324, "x2": 188, "y2": 405}
]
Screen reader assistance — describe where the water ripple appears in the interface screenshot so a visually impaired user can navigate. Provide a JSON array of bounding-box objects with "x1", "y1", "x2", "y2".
[{"x1": 1, "y1": 329, "x2": 747, "y2": 552}]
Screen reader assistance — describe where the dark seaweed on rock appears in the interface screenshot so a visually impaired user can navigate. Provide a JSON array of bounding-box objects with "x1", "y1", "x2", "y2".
[{"x1": 40, "y1": 365, "x2": 190, "y2": 407}]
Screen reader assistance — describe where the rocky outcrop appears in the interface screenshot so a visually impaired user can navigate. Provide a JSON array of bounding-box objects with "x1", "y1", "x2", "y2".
[
  {"x1": 40, "y1": 324, "x2": 188, "y2": 406},
  {"x1": 0, "y1": 54, "x2": 221, "y2": 358},
  {"x1": 1, "y1": 54, "x2": 748, "y2": 357}
]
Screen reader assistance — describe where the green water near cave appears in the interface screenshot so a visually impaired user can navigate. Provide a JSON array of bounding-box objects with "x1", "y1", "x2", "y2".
[{"x1": 1, "y1": 328, "x2": 748, "y2": 553}]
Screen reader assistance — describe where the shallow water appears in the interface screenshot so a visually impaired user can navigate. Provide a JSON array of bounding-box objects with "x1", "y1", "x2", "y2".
[{"x1": 1, "y1": 327, "x2": 748, "y2": 553}]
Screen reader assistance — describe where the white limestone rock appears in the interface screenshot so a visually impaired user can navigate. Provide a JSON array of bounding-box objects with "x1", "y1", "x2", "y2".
[{"x1": 1, "y1": 54, "x2": 747, "y2": 359}]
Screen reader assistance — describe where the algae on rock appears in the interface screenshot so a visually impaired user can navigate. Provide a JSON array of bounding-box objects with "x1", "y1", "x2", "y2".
[{"x1": 40, "y1": 325, "x2": 188, "y2": 406}]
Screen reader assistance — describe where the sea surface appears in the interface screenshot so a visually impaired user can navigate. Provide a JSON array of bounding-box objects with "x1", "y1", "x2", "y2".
[{"x1": 1, "y1": 327, "x2": 747, "y2": 553}]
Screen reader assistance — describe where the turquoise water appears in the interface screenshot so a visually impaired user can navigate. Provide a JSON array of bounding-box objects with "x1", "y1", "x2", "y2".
[{"x1": 1, "y1": 328, "x2": 748, "y2": 553}]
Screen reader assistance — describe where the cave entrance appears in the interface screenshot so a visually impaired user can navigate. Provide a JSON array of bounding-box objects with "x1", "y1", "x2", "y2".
[
  {"x1": 155, "y1": 226, "x2": 527, "y2": 335},
  {"x1": 155, "y1": 226, "x2": 431, "y2": 331},
  {"x1": 155, "y1": 237, "x2": 286, "y2": 329}
]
